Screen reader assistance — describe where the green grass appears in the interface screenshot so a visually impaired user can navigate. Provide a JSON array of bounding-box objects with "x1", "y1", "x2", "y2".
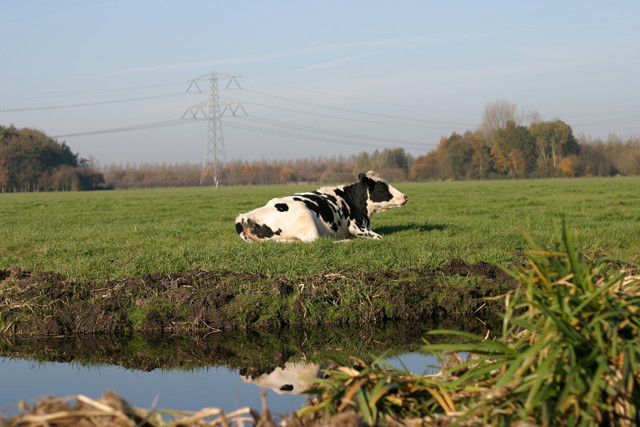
[
  {"x1": 1, "y1": 177, "x2": 639, "y2": 281},
  {"x1": 299, "y1": 224, "x2": 640, "y2": 425}
]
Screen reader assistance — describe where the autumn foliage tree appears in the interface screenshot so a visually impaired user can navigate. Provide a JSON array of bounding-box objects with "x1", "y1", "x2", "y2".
[
  {"x1": 410, "y1": 118, "x2": 584, "y2": 181},
  {"x1": 0, "y1": 125, "x2": 106, "y2": 192},
  {"x1": 530, "y1": 120, "x2": 580, "y2": 175},
  {"x1": 470, "y1": 133, "x2": 491, "y2": 179},
  {"x1": 492, "y1": 121, "x2": 537, "y2": 177},
  {"x1": 408, "y1": 101, "x2": 620, "y2": 181}
]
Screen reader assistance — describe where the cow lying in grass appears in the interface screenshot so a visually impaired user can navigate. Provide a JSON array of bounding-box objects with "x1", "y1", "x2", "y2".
[{"x1": 235, "y1": 170, "x2": 408, "y2": 242}]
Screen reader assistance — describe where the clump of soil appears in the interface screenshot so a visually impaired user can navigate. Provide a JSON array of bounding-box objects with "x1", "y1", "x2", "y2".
[{"x1": 0, "y1": 260, "x2": 517, "y2": 337}]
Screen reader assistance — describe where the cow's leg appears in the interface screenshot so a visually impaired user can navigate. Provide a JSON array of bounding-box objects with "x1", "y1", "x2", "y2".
[
  {"x1": 348, "y1": 221, "x2": 382, "y2": 239},
  {"x1": 357, "y1": 229, "x2": 382, "y2": 239}
]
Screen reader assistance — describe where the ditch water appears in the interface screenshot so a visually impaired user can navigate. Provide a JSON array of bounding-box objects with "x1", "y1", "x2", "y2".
[
  {"x1": 0, "y1": 352, "x2": 437, "y2": 416},
  {"x1": 0, "y1": 324, "x2": 462, "y2": 416}
]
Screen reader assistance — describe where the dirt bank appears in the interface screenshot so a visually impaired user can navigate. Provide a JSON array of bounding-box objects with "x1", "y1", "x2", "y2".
[{"x1": 0, "y1": 260, "x2": 517, "y2": 337}]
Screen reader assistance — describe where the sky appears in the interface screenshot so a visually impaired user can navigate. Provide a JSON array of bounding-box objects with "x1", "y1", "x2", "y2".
[{"x1": 1, "y1": 1, "x2": 639, "y2": 166}]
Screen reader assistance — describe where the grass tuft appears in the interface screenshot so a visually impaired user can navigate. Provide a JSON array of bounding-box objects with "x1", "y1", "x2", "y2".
[{"x1": 299, "y1": 224, "x2": 640, "y2": 426}]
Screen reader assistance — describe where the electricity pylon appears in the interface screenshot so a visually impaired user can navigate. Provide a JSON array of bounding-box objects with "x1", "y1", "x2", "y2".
[{"x1": 183, "y1": 72, "x2": 244, "y2": 186}]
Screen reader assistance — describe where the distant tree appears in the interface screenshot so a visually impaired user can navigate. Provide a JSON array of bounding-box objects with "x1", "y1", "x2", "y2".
[
  {"x1": 530, "y1": 121, "x2": 579, "y2": 175},
  {"x1": 441, "y1": 133, "x2": 474, "y2": 179},
  {"x1": 480, "y1": 100, "x2": 519, "y2": 146},
  {"x1": 523, "y1": 109, "x2": 543, "y2": 126},
  {"x1": 279, "y1": 166, "x2": 296, "y2": 184},
  {"x1": 576, "y1": 137, "x2": 614, "y2": 176},
  {"x1": 409, "y1": 152, "x2": 440, "y2": 181},
  {"x1": 508, "y1": 148, "x2": 527, "y2": 178},
  {"x1": 378, "y1": 148, "x2": 410, "y2": 171},
  {"x1": 354, "y1": 151, "x2": 372, "y2": 174},
  {"x1": 492, "y1": 121, "x2": 537, "y2": 177},
  {"x1": 557, "y1": 155, "x2": 580, "y2": 177},
  {"x1": 615, "y1": 137, "x2": 640, "y2": 175},
  {"x1": 468, "y1": 131, "x2": 491, "y2": 179},
  {"x1": 352, "y1": 148, "x2": 412, "y2": 179},
  {"x1": 0, "y1": 149, "x2": 9, "y2": 189},
  {"x1": 0, "y1": 125, "x2": 105, "y2": 192},
  {"x1": 490, "y1": 143, "x2": 511, "y2": 176}
]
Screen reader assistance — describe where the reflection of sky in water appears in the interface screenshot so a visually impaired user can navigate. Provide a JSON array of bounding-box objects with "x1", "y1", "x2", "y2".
[
  {"x1": 383, "y1": 352, "x2": 442, "y2": 375},
  {"x1": 0, "y1": 352, "x2": 438, "y2": 415}
]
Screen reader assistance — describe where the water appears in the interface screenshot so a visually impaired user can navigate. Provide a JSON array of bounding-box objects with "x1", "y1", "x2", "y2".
[
  {"x1": 0, "y1": 356, "x2": 305, "y2": 415},
  {"x1": 0, "y1": 326, "x2": 444, "y2": 416},
  {"x1": 0, "y1": 352, "x2": 437, "y2": 416}
]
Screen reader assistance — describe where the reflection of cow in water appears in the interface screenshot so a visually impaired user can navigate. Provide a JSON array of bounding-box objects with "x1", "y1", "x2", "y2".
[{"x1": 240, "y1": 362, "x2": 323, "y2": 394}]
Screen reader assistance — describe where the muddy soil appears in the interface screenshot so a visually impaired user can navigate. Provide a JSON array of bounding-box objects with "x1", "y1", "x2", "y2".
[{"x1": 0, "y1": 260, "x2": 517, "y2": 337}]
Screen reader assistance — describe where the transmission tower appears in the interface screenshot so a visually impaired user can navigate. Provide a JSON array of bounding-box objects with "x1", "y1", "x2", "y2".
[{"x1": 183, "y1": 72, "x2": 244, "y2": 186}]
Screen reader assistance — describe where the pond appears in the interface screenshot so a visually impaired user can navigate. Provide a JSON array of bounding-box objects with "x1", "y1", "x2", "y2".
[{"x1": 0, "y1": 323, "x2": 469, "y2": 416}]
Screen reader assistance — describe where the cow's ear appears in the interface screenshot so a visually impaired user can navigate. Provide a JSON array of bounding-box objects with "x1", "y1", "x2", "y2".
[{"x1": 358, "y1": 173, "x2": 366, "y2": 182}]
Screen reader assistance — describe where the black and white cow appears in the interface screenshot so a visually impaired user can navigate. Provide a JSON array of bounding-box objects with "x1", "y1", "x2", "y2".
[
  {"x1": 235, "y1": 170, "x2": 408, "y2": 242},
  {"x1": 240, "y1": 362, "x2": 322, "y2": 395}
]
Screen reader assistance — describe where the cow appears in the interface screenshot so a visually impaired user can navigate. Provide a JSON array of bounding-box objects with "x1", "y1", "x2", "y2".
[
  {"x1": 235, "y1": 170, "x2": 408, "y2": 242},
  {"x1": 240, "y1": 362, "x2": 322, "y2": 395}
]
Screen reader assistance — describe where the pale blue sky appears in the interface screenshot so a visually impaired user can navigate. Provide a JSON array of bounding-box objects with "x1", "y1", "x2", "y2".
[{"x1": 1, "y1": 1, "x2": 638, "y2": 165}]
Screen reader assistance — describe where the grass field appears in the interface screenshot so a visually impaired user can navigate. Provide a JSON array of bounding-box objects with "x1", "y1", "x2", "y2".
[{"x1": 1, "y1": 176, "x2": 639, "y2": 281}]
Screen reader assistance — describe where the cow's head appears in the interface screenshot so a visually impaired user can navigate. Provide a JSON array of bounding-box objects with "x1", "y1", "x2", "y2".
[{"x1": 359, "y1": 170, "x2": 408, "y2": 216}]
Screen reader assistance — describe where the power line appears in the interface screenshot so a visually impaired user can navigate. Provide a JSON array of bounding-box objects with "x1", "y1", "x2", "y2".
[
  {"x1": 6, "y1": 74, "x2": 463, "y2": 158},
  {"x1": 51, "y1": 113, "x2": 428, "y2": 151},
  {"x1": 238, "y1": 115, "x2": 425, "y2": 147},
  {"x1": 225, "y1": 96, "x2": 466, "y2": 130},
  {"x1": 0, "y1": 81, "x2": 186, "y2": 101},
  {"x1": 242, "y1": 76, "x2": 475, "y2": 115},
  {"x1": 572, "y1": 114, "x2": 640, "y2": 127},
  {"x1": 225, "y1": 120, "x2": 432, "y2": 151},
  {"x1": 0, "y1": 93, "x2": 186, "y2": 113},
  {"x1": 51, "y1": 119, "x2": 193, "y2": 138},
  {"x1": 242, "y1": 88, "x2": 476, "y2": 127}
]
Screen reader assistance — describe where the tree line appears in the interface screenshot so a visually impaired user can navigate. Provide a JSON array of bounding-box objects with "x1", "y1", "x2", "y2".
[
  {"x1": 0, "y1": 125, "x2": 107, "y2": 192},
  {"x1": 2, "y1": 100, "x2": 639, "y2": 191},
  {"x1": 102, "y1": 101, "x2": 640, "y2": 187},
  {"x1": 100, "y1": 148, "x2": 413, "y2": 188},
  {"x1": 411, "y1": 100, "x2": 640, "y2": 180},
  {"x1": 411, "y1": 120, "x2": 582, "y2": 180}
]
